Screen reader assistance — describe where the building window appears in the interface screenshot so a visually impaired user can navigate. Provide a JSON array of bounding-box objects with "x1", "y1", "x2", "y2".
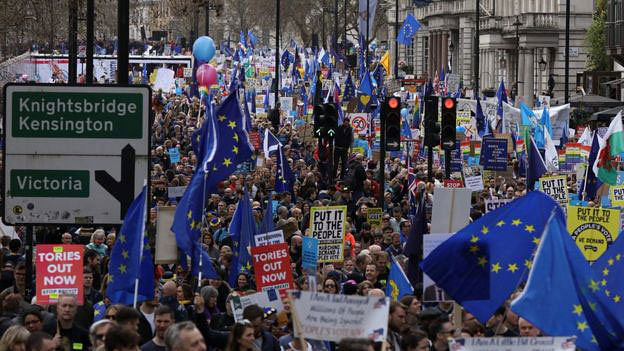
[
  {"x1": 406, "y1": 37, "x2": 415, "y2": 72},
  {"x1": 422, "y1": 36, "x2": 429, "y2": 74}
]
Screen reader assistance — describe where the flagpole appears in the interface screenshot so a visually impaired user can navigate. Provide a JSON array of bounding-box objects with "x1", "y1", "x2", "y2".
[
  {"x1": 581, "y1": 131, "x2": 596, "y2": 201},
  {"x1": 133, "y1": 179, "x2": 148, "y2": 309},
  {"x1": 198, "y1": 96, "x2": 208, "y2": 289}
]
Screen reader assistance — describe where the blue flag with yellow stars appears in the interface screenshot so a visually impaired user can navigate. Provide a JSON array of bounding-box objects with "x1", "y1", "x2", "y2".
[
  {"x1": 107, "y1": 186, "x2": 154, "y2": 305},
  {"x1": 93, "y1": 301, "x2": 107, "y2": 322},
  {"x1": 172, "y1": 93, "x2": 253, "y2": 278},
  {"x1": 512, "y1": 214, "x2": 624, "y2": 351},
  {"x1": 386, "y1": 257, "x2": 413, "y2": 301},
  {"x1": 228, "y1": 190, "x2": 256, "y2": 286},
  {"x1": 343, "y1": 74, "x2": 356, "y2": 102},
  {"x1": 396, "y1": 14, "x2": 421, "y2": 45},
  {"x1": 421, "y1": 191, "x2": 563, "y2": 324}
]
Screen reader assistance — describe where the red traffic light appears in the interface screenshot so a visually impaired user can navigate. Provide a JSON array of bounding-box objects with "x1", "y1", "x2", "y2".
[
  {"x1": 443, "y1": 98, "x2": 455, "y2": 109},
  {"x1": 388, "y1": 97, "x2": 399, "y2": 109}
]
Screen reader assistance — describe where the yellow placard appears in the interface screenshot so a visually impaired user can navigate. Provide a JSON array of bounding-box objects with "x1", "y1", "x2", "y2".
[
  {"x1": 367, "y1": 208, "x2": 383, "y2": 228},
  {"x1": 53, "y1": 246, "x2": 63, "y2": 253},
  {"x1": 610, "y1": 185, "x2": 624, "y2": 207},
  {"x1": 567, "y1": 205, "x2": 620, "y2": 262},
  {"x1": 352, "y1": 147, "x2": 365, "y2": 156}
]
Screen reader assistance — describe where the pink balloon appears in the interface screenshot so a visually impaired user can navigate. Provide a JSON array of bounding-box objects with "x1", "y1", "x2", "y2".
[{"x1": 196, "y1": 64, "x2": 217, "y2": 87}]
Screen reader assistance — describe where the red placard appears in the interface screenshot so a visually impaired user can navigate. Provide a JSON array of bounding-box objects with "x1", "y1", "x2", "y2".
[
  {"x1": 444, "y1": 179, "x2": 464, "y2": 188},
  {"x1": 36, "y1": 245, "x2": 84, "y2": 305},
  {"x1": 251, "y1": 243, "x2": 294, "y2": 298}
]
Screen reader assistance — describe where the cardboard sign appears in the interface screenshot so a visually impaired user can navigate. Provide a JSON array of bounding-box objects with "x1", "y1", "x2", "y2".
[
  {"x1": 349, "y1": 113, "x2": 369, "y2": 135},
  {"x1": 251, "y1": 243, "x2": 294, "y2": 297},
  {"x1": 367, "y1": 208, "x2": 383, "y2": 228},
  {"x1": 167, "y1": 186, "x2": 187, "y2": 198},
  {"x1": 309, "y1": 206, "x2": 347, "y2": 262},
  {"x1": 448, "y1": 337, "x2": 576, "y2": 351},
  {"x1": 431, "y1": 188, "x2": 472, "y2": 234},
  {"x1": 254, "y1": 230, "x2": 285, "y2": 247},
  {"x1": 289, "y1": 291, "x2": 390, "y2": 343},
  {"x1": 36, "y1": 245, "x2": 84, "y2": 305},
  {"x1": 610, "y1": 185, "x2": 624, "y2": 207},
  {"x1": 567, "y1": 205, "x2": 620, "y2": 262},
  {"x1": 301, "y1": 236, "x2": 319, "y2": 274},
  {"x1": 481, "y1": 138, "x2": 508, "y2": 171},
  {"x1": 423, "y1": 233, "x2": 454, "y2": 302},
  {"x1": 539, "y1": 175, "x2": 568, "y2": 209},
  {"x1": 484, "y1": 198, "x2": 512, "y2": 213},
  {"x1": 230, "y1": 289, "x2": 284, "y2": 322}
]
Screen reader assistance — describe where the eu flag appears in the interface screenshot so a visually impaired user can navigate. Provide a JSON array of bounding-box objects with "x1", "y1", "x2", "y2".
[
  {"x1": 386, "y1": 257, "x2": 413, "y2": 301},
  {"x1": 107, "y1": 186, "x2": 154, "y2": 305},
  {"x1": 582, "y1": 133, "x2": 603, "y2": 201},
  {"x1": 396, "y1": 14, "x2": 421, "y2": 45},
  {"x1": 512, "y1": 214, "x2": 624, "y2": 351},
  {"x1": 228, "y1": 190, "x2": 257, "y2": 286},
  {"x1": 421, "y1": 191, "x2": 563, "y2": 324},
  {"x1": 527, "y1": 135, "x2": 547, "y2": 191},
  {"x1": 343, "y1": 74, "x2": 356, "y2": 102}
]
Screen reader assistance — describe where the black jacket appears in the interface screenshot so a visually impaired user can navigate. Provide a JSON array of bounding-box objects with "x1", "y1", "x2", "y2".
[{"x1": 334, "y1": 124, "x2": 353, "y2": 148}]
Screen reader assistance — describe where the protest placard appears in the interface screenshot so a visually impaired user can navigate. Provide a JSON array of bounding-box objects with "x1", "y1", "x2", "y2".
[
  {"x1": 251, "y1": 243, "x2": 294, "y2": 297},
  {"x1": 463, "y1": 165, "x2": 484, "y2": 192},
  {"x1": 230, "y1": 289, "x2": 284, "y2": 322},
  {"x1": 423, "y1": 234, "x2": 454, "y2": 302},
  {"x1": 481, "y1": 138, "x2": 508, "y2": 171},
  {"x1": 301, "y1": 236, "x2": 319, "y2": 274},
  {"x1": 610, "y1": 185, "x2": 624, "y2": 207},
  {"x1": 36, "y1": 245, "x2": 84, "y2": 305},
  {"x1": 168, "y1": 147, "x2": 180, "y2": 164},
  {"x1": 309, "y1": 206, "x2": 347, "y2": 262},
  {"x1": 254, "y1": 230, "x2": 285, "y2": 247},
  {"x1": 167, "y1": 186, "x2": 186, "y2": 199},
  {"x1": 444, "y1": 179, "x2": 463, "y2": 188},
  {"x1": 484, "y1": 198, "x2": 512, "y2": 213},
  {"x1": 349, "y1": 113, "x2": 369, "y2": 135},
  {"x1": 431, "y1": 189, "x2": 472, "y2": 234},
  {"x1": 367, "y1": 208, "x2": 383, "y2": 228},
  {"x1": 289, "y1": 291, "x2": 390, "y2": 343},
  {"x1": 567, "y1": 205, "x2": 621, "y2": 261},
  {"x1": 539, "y1": 175, "x2": 568, "y2": 209},
  {"x1": 449, "y1": 140, "x2": 463, "y2": 172},
  {"x1": 448, "y1": 337, "x2": 576, "y2": 351}
]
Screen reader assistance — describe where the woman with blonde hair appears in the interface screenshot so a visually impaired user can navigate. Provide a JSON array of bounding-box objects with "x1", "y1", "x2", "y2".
[
  {"x1": 0, "y1": 325, "x2": 30, "y2": 351},
  {"x1": 86, "y1": 229, "x2": 108, "y2": 257}
]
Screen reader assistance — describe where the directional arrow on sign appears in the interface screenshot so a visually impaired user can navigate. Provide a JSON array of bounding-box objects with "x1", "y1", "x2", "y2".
[{"x1": 95, "y1": 144, "x2": 136, "y2": 220}]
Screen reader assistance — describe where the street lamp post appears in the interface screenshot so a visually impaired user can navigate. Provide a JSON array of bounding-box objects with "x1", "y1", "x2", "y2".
[
  {"x1": 449, "y1": 41, "x2": 455, "y2": 73},
  {"x1": 513, "y1": 16, "x2": 522, "y2": 98}
]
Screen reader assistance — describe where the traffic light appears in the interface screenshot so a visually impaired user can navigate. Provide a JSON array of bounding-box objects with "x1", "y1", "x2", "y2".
[
  {"x1": 313, "y1": 105, "x2": 325, "y2": 138},
  {"x1": 441, "y1": 97, "x2": 457, "y2": 150},
  {"x1": 382, "y1": 96, "x2": 401, "y2": 151},
  {"x1": 322, "y1": 103, "x2": 339, "y2": 139},
  {"x1": 424, "y1": 96, "x2": 440, "y2": 148}
]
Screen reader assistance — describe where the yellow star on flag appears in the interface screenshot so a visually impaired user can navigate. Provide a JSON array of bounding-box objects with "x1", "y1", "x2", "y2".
[
  {"x1": 511, "y1": 219, "x2": 522, "y2": 226},
  {"x1": 507, "y1": 263, "x2": 518, "y2": 273},
  {"x1": 605, "y1": 289, "x2": 611, "y2": 297},
  {"x1": 589, "y1": 280, "x2": 600, "y2": 292},
  {"x1": 524, "y1": 259, "x2": 533, "y2": 269},
  {"x1": 572, "y1": 304, "x2": 583, "y2": 316},
  {"x1": 94, "y1": 309, "x2": 100, "y2": 316},
  {"x1": 218, "y1": 115, "x2": 226, "y2": 122},
  {"x1": 232, "y1": 146, "x2": 239, "y2": 154},
  {"x1": 532, "y1": 237, "x2": 540, "y2": 245},
  {"x1": 469, "y1": 245, "x2": 479, "y2": 254},
  {"x1": 223, "y1": 158, "x2": 232, "y2": 167},
  {"x1": 212, "y1": 165, "x2": 218, "y2": 171},
  {"x1": 119, "y1": 264, "x2": 127, "y2": 274},
  {"x1": 187, "y1": 210, "x2": 193, "y2": 220},
  {"x1": 496, "y1": 220, "x2": 505, "y2": 227},
  {"x1": 524, "y1": 225, "x2": 535, "y2": 233},
  {"x1": 144, "y1": 243, "x2": 151, "y2": 250},
  {"x1": 119, "y1": 234, "x2": 126, "y2": 243},
  {"x1": 478, "y1": 256, "x2": 488, "y2": 267},
  {"x1": 608, "y1": 258, "x2": 615, "y2": 266},
  {"x1": 603, "y1": 268, "x2": 609, "y2": 276},
  {"x1": 491, "y1": 262, "x2": 502, "y2": 273},
  {"x1": 121, "y1": 250, "x2": 129, "y2": 259},
  {"x1": 233, "y1": 134, "x2": 239, "y2": 142},
  {"x1": 481, "y1": 226, "x2": 489, "y2": 234},
  {"x1": 577, "y1": 321, "x2": 588, "y2": 332},
  {"x1": 614, "y1": 295, "x2": 621, "y2": 303},
  {"x1": 108, "y1": 275, "x2": 114, "y2": 283},
  {"x1": 470, "y1": 235, "x2": 479, "y2": 243},
  {"x1": 617, "y1": 254, "x2": 622, "y2": 261},
  {"x1": 228, "y1": 121, "x2": 237, "y2": 129},
  {"x1": 602, "y1": 279, "x2": 607, "y2": 286}
]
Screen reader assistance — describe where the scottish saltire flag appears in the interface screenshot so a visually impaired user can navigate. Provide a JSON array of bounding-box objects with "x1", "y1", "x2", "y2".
[
  {"x1": 386, "y1": 257, "x2": 413, "y2": 301},
  {"x1": 107, "y1": 186, "x2": 154, "y2": 305},
  {"x1": 228, "y1": 190, "x2": 257, "y2": 286},
  {"x1": 264, "y1": 130, "x2": 294, "y2": 193},
  {"x1": 396, "y1": 14, "x2": 421, "y2": 45},
  {"x1": 421, "y1": 191, "x2": 564, "y2": 324},
  {"x1": 512, "y1": 214, "x2": 624, "y2": 351}
]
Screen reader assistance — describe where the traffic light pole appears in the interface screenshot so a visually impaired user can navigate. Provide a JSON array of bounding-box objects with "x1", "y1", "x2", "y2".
[
  {"x1": 427, "y1": 146, "x2": 433, "y2": 182},
  {"x1": 444, "y1": 149, "x2": 451, "y2": 180},
  {"x1": 379, "y1": 114, "x2": 386, "y2": 210}
]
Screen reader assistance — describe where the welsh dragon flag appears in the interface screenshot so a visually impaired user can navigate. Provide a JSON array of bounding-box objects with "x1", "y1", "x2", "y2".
[{"x1": 593, "y1": 111, "x2": 624, "y2": 185}]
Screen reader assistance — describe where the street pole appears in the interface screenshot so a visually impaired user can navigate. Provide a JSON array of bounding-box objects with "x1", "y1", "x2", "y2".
[
  {"x1": 474, "y1": 0, "x2": 480, "y2": 98},
  {"x1": 275, "y1": 0, "x2": 280, "y2": 109},
  {"x1": 86, "y1": 0, "x2": 94, "y2": 84},
  {"x1": 394, "y1": 0, "x2": 399, "y2": 78},
  {"x1": 68, "y1": 0, "x2": 78, "y2": 84},
  {"x1": 25, "y1": 226, "x2": 33, "y2": 302},
  {"x1": 322, "y1": 0, "x2": 326, "y2": 49},
  {"x1": 117, "y1": 0, "x2": 129, "y2": 85},
  {"x1": 564, "y1": 0, "x2": 570, "y2": 104},
  {"x1": 344, "y1": 0, "x2": 347, "y2": 55},
  {"x1": 366, "y1": 0, "x2": 369, "y2": 67},
  {"x1": 334, "y1": 0, "x2": 338, "y2": 50},
  {"x1": 379, "y1": 106, "x2": 385, "y2": 209}
]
